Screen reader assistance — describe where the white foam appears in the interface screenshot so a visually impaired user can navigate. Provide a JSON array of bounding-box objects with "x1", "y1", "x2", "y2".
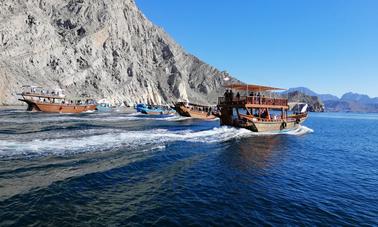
[
  {"x1": 250, "y1": 125, "x2": 314, "y2": 136},
  {"x1": 0, "y1": 127, "x2": 251, "y2": 157},
  {"x1": 0, "y1": 113, "x2": 188, "y2": 123},
  {"x1": 284, "y1": 125, "x2": 314, "y2": 136},
  {"x1": 0, "y1": 125, "x2": 313, "y2": 158}
]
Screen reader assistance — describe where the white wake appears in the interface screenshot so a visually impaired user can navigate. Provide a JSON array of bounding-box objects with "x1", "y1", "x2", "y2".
[{"x1": 0, "y1": 125, "x2": 313, "y2": 158}]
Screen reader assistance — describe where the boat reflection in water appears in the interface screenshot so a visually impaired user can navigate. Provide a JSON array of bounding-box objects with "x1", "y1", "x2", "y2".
[{"x1": 219, "y1": 135, "x2": 287, "y2": 171}]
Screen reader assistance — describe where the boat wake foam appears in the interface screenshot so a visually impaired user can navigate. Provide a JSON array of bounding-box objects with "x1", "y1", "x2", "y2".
[
  {"x1": 0, "y1": 113, "x2": 188, "y2": 123},
  {"x1": 252, "y1": 125, "x2": 314, "y2": 136},
  {"x1": 0, "y1": 127, "x2": 249, "y2": 158},
  {"x1": 0, "y1": 125, "x2": 313, "y2": 158}
]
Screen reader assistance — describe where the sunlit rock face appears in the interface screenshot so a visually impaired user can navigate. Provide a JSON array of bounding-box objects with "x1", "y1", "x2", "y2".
[{"x1": 0, "y1": 0, "x2": 237, "y2": 105}]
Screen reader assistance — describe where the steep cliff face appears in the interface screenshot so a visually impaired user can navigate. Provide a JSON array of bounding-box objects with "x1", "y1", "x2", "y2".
[{"x1": 0, "y1": 0, "x2": 236, "y2": 105}]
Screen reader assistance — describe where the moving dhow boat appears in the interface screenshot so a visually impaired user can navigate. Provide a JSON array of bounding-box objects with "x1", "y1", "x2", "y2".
[
  {"x1": 18, "y1": 85, "x2": 97, "y2": 113},
  {"x1": 174, "y1": 101, "x2": 217, "y2": 120},
  {"x1": 217, "y1": 84, "x2": 308, "y2": 132}
]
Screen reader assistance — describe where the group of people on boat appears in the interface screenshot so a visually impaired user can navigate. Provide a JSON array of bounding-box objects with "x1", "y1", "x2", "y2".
[
  {"x1": 26, "y1": 87, "x2": 64, "y2": 97},
  {"x1": 36, "y1": 96, "x2": 95, "y2": 106},
  {"x1": 224, "y1": 89, "x2": 266, "y2": 103}
]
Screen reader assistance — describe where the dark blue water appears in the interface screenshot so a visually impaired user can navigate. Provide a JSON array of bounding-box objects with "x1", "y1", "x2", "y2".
[{"x1": 0, "y1": 107, "x2": 377, "y2": 226}]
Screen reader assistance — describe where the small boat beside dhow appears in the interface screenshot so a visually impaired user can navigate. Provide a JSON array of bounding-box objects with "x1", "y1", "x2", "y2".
[
  {"x1": 96, "y1": 99, "x2": 115, "y2": 112},
  {"x1": 174, "y1": 101, "x2": 217, "y2": 120},
  {"x1": 18, "y1": 85, "x2": 97, "y2": 113},
  {"x1": 217, "y1": 84, "x2": 308, "y2": 132},
  {"x1": 136, "y1": 103, "x2": 176, "y2": 115}
]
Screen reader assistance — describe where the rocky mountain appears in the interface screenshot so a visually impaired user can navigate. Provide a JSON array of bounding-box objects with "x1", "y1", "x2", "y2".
[
  {"x1": 317, "y1": 94, "x2": 339, "y2": 102},
  {"x1": 0, "y1": 0, "x2": 238, "y2": 106},
  {"x1": 284, "y1": 87, "x2": 318, "y2": 97},
  {"x1": 324, "y1": 100, "x2": 378, "y2": 113},
  {"x1": 287, "y1": 91, "x2": 324, "y2": 112},
  {"x1": 284, "y1": 87, "x2": 338, "y2": 102},
  {"x1": 285, "y1": 88, "x2": 378, "y2": 113},
  {"x1": 340, "y1": 92, "x2": 378, "y2": 104},
  {"x1": 324, "y1": 92, "x2": 378, "y2": 113}
]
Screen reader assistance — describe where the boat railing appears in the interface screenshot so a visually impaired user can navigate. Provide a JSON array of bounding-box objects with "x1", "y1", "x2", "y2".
[
  {"x1": 21, "y1": 91, "x2": 65, "y2": 99},
  {"x1": 218, "y1": 96, "x2": 288, "y2": 107},
  {"x1": 23, "y1": 96, "x2": 96, "y2": 106}
]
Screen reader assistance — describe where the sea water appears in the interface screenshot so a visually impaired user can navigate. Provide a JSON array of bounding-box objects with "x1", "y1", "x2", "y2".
[{"x1": 0, "y1": 107, "x2": 377, "y2": 225}]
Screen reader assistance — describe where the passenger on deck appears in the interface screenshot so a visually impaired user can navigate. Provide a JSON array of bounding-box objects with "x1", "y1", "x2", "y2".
[
  {"x1": 236, "y1": 92, "x2": 240, "y2": 101},
  {"x1": 261, "y1": 109, "x2": 268, "y2": 119},
  {"x1": 224, "y1": 90, "x2": 228, "y2": 103},
  {"x1": 250, "y1": 92, "x2": 254, "y2": 97},
  {"x1": 230, "y1": 90, "x2": 234, "y2": 102}
]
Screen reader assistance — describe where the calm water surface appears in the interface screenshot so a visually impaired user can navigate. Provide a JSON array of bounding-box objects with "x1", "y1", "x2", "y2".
[{"x1": 0, "y1": 107, "x2": 377, "y2": 226}]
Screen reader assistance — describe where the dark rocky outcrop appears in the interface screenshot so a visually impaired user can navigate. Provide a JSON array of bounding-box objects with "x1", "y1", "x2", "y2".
[{"x1": 288, "y1": 91, "x2": 324, "y2": 112}]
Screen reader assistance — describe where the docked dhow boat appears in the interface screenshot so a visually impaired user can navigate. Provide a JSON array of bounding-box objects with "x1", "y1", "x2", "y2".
[
  {"x1": 217, "y1": 84, "x2": 308, "y2": 132},
  {"x1": 174, "y1": 101, "x2": 217, "y2": 120},
  {"x1": 18, "y1": 85, "x2": 97, "y2": 113}
]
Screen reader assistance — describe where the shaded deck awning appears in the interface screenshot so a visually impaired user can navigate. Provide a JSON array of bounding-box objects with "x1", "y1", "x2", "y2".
[{"x1": 224, "y1": 84, "x2": 286, "y2": 92}]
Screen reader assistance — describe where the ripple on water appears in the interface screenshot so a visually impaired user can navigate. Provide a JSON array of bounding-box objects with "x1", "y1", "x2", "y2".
[{"x1": 2, "y1": 109, "x2": 376, "y2": 226}]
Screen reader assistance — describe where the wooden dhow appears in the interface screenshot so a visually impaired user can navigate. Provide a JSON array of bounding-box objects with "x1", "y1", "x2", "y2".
[
  {"x1": 217, "y1": 84, "x2": 308, "y2": 132},
  {"x1": 18, "y1": 86, "x2": 96, "y2": 113},
  {"x1": 174, "y1": 102, "x2": 217, "y2": 120}
]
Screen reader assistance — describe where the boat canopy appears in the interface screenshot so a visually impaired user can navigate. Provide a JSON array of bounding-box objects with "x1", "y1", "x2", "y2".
[{"x1": 224, "y1": 84, "x2": 286, "y2": 92}]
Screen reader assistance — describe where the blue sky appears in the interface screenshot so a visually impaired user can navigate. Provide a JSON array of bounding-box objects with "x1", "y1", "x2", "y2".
[{"x1": 136, "y1": 0, "x2": 378, "y2": 97}]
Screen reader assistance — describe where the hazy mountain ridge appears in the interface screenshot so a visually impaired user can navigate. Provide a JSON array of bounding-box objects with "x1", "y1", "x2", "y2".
[
  {"x1": 0, "y1": 0, "x2": 238, "y2": 105},
  {"x1": 287, "y1": 87, "x2": 378, "y2": 113}
]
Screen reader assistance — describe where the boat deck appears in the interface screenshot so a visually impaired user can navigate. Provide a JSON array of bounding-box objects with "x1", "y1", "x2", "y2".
[{"x1": 218, "y1": 96, "x2": 289, "y2": 109}]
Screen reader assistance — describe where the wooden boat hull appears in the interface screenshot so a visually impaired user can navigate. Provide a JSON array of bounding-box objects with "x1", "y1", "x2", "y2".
[
  {"x1": 220, "y1": 112, "x2": 308, "y2": 133},
  {"x1": 248, "y1": 120, "x2": 301, "y2": 132},
  {"x1": 174, "y1": 103, "x2": 217, "y2": 120},
  {"x1": 141, "y1": 110, "x2": 163, "y2": 115},
  {"x1": 140, "y1": 109, "x2": 175, "y2": 115},
  {"x1": 19, "y1": 99, "x2": 96, "y2": 113}
]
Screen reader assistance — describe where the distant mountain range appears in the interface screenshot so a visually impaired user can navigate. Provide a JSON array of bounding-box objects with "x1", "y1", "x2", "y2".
[{"x1": 285, "y1": 87, "x2": 378, "y2": 113}]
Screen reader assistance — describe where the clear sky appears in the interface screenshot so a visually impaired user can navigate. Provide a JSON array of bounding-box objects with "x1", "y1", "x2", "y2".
[{"x1": 136, "y1": 0, "x2": 378, "y2": 97}]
